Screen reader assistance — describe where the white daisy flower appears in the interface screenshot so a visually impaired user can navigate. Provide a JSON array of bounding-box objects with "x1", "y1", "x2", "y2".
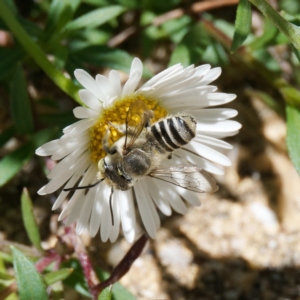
[{"x1": 36, "y1": 58, "x2": 241, "y2": 243}]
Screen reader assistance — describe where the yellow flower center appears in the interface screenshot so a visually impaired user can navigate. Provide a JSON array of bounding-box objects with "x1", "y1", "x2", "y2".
[{"x1": 89, "y1": 94, "x2": 168, "y2": 163}]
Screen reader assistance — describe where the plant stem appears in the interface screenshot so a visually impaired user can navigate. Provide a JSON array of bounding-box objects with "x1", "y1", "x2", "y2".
[{"x1": 0, "y1": 0, "x2": 82, "y2": 105}]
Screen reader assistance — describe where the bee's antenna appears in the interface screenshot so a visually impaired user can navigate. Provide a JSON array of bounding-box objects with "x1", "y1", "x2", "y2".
[
  {"x1": 109, "y1": 187, "x2": 114, "y2": 226},
  {"x1": 63, "y1": 178, "x2": 105, "y2": 192}
]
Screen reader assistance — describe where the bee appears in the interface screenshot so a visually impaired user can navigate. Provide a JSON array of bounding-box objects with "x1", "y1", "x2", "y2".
[{"x1": 64, "y1": 100, "x2": 218, "y2": 224}]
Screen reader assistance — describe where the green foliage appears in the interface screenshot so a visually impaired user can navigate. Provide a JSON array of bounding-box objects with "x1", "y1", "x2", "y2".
[
  {"x1": 1, "y1": 0, "x2": 300, "y2": 298},
  {"x1": 43, "y1": 269, "x2": 74, "y2": 285},
  {"x1": 10, "y1": 65, "x2": 34, "y2": 134},
  {"x1": 96, "y1": 269, "x2": 136, "y2": 300},
  {"x1": 12, "y1": 247, "x2": 48, "y2": 300},
  {"x1": 63, "y1": 5, "x2": 126, "y2": 34},
  {"x1": 61, "y1": 258, "x2": 91, "y2": 297},
  {"x1": 286, "y1": 105, "x2": 300, "y2": 174},
  {"x1": 21, "y1": 188, "x2": 43, "y2": 252},
  {"x1": 0, "y1": 141, "x2": 35, "y2": 187},
  {"x1": 99, "y1": 286, "x2": 112, "y2": 300},
  {"x1": 231, "y1": 0, "x2": 252, "y2": 52}
]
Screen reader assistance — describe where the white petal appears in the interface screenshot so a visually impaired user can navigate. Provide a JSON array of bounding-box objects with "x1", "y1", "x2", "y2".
[
  {"x1": 194, "y1": 134, "x2": 233, "y2": 150},
  {"x1": 51, "y1": 139, "x2": 89, "y2": 161},
  {"x1": 194, "y1": 64, "x2": 211, "y2": 77},
  {"x1": 196, "y1": 120, "x2": 242, "y2": 134},
  {"x1": 109, "y1": 190, "x2": 121, "y2": 243},
  {"x1": 36, "y1": 140, "x2": 59, "y2": 156},
  {"x1": 89, "y1": 183, "x2": 104, "y2": 237},
  {"x1": 76, "y1": 185, "x2": 97, "y2": 235},
  {"x1": 73, "y1": 107, "x2": 98, "y2": 119},
  {"x1": 189, "y1": 108, "x2": 238, "y2": 121},
  {"x1": 109, "y1": 70, "x2": 122, "y2": 98},
  {"x1": 146, "y1": 178, "x2": 172, "y2": 216},
  {"x1": 184, "y1": 140, "x2": 232, "y2": 166},
  {"x1": 37, "y1": 153, "x2": 90, "y2": 195},
  {"x1": 70, "y1": 119, "x2": 95, "y2": 137},
  {"x1": 159, "y1": 183, "x2": 187, "y2": 214},
  {"x1": 74, "y1": 69, "x2": 102, "y2": 100},
  {"x1": 122, "y1": 58, "x2": 143, "y2": 97},
  {"x1": 154, "y1": 71, "x2": 200, "y2": 97},
  {"x1": 58, "y1": 165, "x2": 95, "y2": 226},
  {"x1": 206, "y1": 93, "x2": 236, "y2": 106},
  {"x1": 78, "y1": 89, "x2": 102, "y2": 112},
  {"x1": 100, "y1": 183, "x2": 113, "y2": 242},
  {"x1": 208, "y1": 130, "x2": 240, "y2": 138},
  {"x1": 134, "y1": 181, "x2": 160, "y2": 239},
  {"x1": 200, "y1": 67, "x2": 221, "y2": 85},
  {"x1": 148, "y1": 68, "x2": 193, "y2": 97},
  {"x1": 123, "y1": 71, "x2": 142, "y2": 97},
  {"x1": 58, "y1": 132, "x2": 89, "y2": 147},
  {"x1": 175, "y1": 187, "x2": 201, "y2": 206},
  {"x1": 120, "y1": 189, "x2": 136, "y2": 243},
  {"x1": 63, "y1": 119, "x2": 89, "y2": 134},
  {"x1": 139, "y1": 63, "x2": 182, "y2": 89},
  {"x1": 175, "y1": 149, "x2": 224, "y2": 175},
  {"x1": 52, "y1": 168, "x2": 84, "y2": 210},
  {"x1": 96, "y1": 74, "x2": 115, "y2": 103}
]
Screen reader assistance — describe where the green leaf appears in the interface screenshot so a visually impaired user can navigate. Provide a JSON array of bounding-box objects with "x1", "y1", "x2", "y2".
[
  {"x1": 63, "y1": 6, "x2": 125, "y2": 34},
  {"x1": 169, "y1": 44, "x2": 190, "y2": 66},
  {"x1": 39, "y1": 112, "x2": 77, "y2": 129},
  {"x1": 0, "y1": 141, "x2": 33, "y2": 187},
  {"x1": 0, "y1": 128, "x2": 57, "y2": 187},
  {"x1": 61, "y1": 259, "x2": 90, "y2": 297},
  {"x1": 73, "y1": 46, "x2": 153, "y2": 78},
  {"x1": 0, "y1": 1, "x2": 82, "y2": 104},
  {"x1": 111, "y1": 283, "x2": 136, "y2": 300},
  {"x1": 21, "y1": 188, "x2": 43, "y2": 252},
  {"x1": 280, "y1": 86, "x2": 300, "y2": 107},
  {"x1": 11, "y1": 247, "x2": 48, "y2": 300},
  {"x1": 231, "y1": 0, "x2": 252, "y2": 52},
  {"x1": 0, "y1": 126, "x2": 15, "y2": 148},
  {"x1": 249, "y1": 0, "x2": 300, "y2": 51},
  {"x1": 292, "y1": 44, "x2": 300, "y2": 62},
  {"x1": 0, "y1": 47, "x2": 25, "y2": 79},
  {"x1": 99, "y1": 286, "x2": 112, "y2": 300},
  {"x1": 96, "y1": 269, "x2": 136, "y2": 300},
  {"x1": 45, "y1": 0, "x2": 79, "y2": 39},
  {"x1": 0, "y1": 252, "x2": 13, "y2": 263},
  {"x1": 286, "y1": 105, "x2": 300, "y2": 174},
  {"x1": 43, "y1": 269, "x2": 73, "y2": 286},
  {"x1": 10, "y1": 65, "x2": 34, "y2": 134},
  {"x1": 0, "y1": 270, "x2": 14, "y2": 281},
  {"x1": 249, "y1": 18, "x2": 278, "y2": 50}
]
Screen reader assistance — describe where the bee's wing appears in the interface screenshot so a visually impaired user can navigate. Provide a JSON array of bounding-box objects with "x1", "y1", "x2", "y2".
[
  {"x1": 124, "y1": 99, "x2": 153, "y2": 153},
  {"x1": 148, "y1": 165, "x2": 219, "y2": 193}
]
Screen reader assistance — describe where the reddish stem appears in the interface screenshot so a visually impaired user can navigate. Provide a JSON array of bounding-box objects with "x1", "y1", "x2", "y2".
[{"x1": 94, "y1": 234, "x2": 148, "y2": 294}]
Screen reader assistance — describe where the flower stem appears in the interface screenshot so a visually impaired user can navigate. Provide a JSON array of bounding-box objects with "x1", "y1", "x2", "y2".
[{"x1": 0, "y1": 0, "x2": 82, "y2": 105}]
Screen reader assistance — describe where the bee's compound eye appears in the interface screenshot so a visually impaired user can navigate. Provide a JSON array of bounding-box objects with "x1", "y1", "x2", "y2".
[{"x1": 98, "y1": 158, "x2": 105, "y2": 173}]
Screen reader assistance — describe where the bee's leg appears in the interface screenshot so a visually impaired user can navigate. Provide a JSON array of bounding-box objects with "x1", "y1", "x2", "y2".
[
  {"x1": 102, "y1": 128, "x2": 117, "y2": 154},
  {"x1": 167, "y1": 153, "x2": 173, "y2": 160},
  {"x1": 109, "y1": 187, "x2": 114, "y2": 226}
]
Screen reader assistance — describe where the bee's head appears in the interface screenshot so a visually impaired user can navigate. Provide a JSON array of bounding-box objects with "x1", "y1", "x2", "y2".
[
  {"x1": 97, "y1": 150, "x2": 151, "y2": 190},
  {"x1": 98, "y1": 154, "x2": 133, "y2": 191}
]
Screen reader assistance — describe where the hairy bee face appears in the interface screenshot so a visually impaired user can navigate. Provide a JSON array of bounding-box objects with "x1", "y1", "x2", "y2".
[{"x1": 98, "y1": 149, "x2": 151, "y2": 191}]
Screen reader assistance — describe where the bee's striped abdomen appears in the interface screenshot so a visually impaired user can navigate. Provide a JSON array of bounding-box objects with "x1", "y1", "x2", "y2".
[{"x1": 151, "y1": 115, "x2": 196, "y2": 152}]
